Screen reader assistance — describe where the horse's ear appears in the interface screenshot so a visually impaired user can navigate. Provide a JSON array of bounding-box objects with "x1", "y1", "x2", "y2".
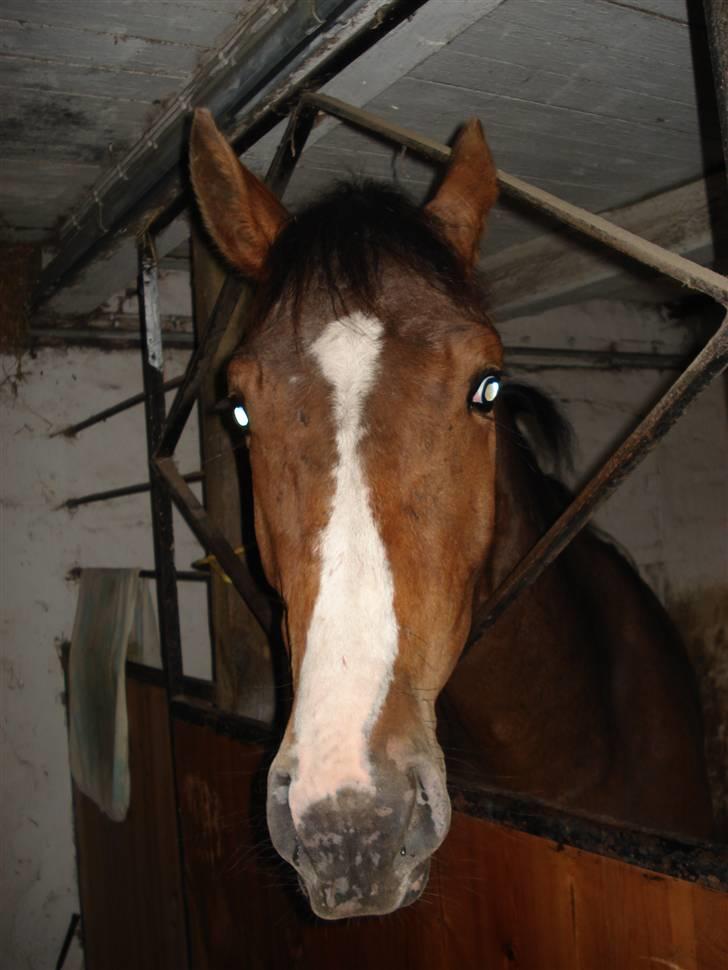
[
  {"x1": 189, "y1": 108, "x2": 288, "y2": 279},
  {"x1": 425, "y1": 119, "x2": 498, "y2": 270}
]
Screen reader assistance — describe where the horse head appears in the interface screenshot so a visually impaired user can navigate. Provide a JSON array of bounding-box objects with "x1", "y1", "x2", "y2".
[{"x1": 190, "y1": 109, "x2": 501, "y2": 918}]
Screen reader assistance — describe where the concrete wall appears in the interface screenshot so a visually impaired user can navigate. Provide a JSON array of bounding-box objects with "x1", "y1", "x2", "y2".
[
  {"x1": 1, "y1": 345, "x2": 208, "y2": 970},
  {"x1": 1, "y1": 298, "x2": 725, "y2": 968}
]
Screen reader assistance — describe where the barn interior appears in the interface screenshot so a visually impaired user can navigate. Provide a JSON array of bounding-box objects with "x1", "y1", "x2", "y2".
[{"x1": 2, "y1": 1, "x2": 727, "y2": 968}]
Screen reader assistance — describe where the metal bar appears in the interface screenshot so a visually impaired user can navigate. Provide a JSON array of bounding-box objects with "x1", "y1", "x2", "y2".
[
  {"x1": 155, "y1": 456, "x2": 276, "y2": 636},
  {"x1": 66, "y1": 566, "x2": 207, "y2": 583},
  {"x1": 33, "y1": 0, "x2": 432, "y2": 317},
  {"x1": 61, "y1": 471, "x2": 203, "y2": 510},
  {"x1": 157, "y1": 96, "x2": 320, "y2": 460},
  {"x1": 51, "y1": 375, "x2": 184, "y2": 438},
  {"x1": 467, "y1": 312, "x2": 728, "y2": 644},
  {"x1": 152, "y1": 99, "x2": 318, "y2": 639},
  {"x1": 31, "y1": 328, "x2": 195, "y2": 351},
  {"x1": 138, "y1": 235, "x2": 185, "y2": 695},
  {"x1": 137, "y1": 237, "x2": 193, "y2": 969},
  {"x1": 704, "y1": 0, "x2": 728, "y2": 185},
  {"x1": 304, "y1": 93, "x2": 728, "y2": 303},
  {"x1": 156, "y1": 275, "x2": 246, "y2": 458},
  {"x1": 265, "y1": 100, "x2": 319, "y2": 199},
  {"x1": 297, "y1": 94, "x2": 728, "y2": 648}
]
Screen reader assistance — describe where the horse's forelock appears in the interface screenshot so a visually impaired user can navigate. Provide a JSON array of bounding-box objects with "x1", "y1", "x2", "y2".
[{"x1": 252, "y1": 181, "x2": 486, "y2": 332}]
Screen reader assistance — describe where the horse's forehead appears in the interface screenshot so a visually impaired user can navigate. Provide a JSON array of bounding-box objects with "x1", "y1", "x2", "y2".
[{"x1": 234, "y1": 311, "x2": 500, "y2": 387}]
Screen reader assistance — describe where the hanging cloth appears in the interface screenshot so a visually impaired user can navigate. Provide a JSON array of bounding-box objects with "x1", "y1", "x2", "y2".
[{"x1": 68, "y1": 568, "x2": 160, "y2": 821}]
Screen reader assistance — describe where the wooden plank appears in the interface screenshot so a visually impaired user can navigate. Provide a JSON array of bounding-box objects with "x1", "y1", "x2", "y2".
[
  {"x1": 450, "y1": 0, "x2": 702, "y2": 107},
  {"x1": 0, "y1": 54, "x2": 185, "y2": 103},
  {"x1": 0, "y1": 0, "x2": 250, "y2": 45},
  {"x1": 410, "y1": 48, "x2": 704, "y2": 136},
  {"x1": 378, "y1": 75, "x2": 717, "y2": 174},
  {"x1": 608, "y1": 0, "x2": 698, "y2": 24},
  {"x1": 241, "y1": 0, "x2": 508, "y2": 171},
  {"x1": 34, "y1": 0, "x2": 504, "y2": 315},
  {"x1": 0, "y1": 19, "x2": 204, "y2": 74},
  {"x1": 482, "y1": 174, "x2": 727, "y2": 317},
  {"x1": 0, "y1": 88, "x2": 152, "y2": 163},
  {"x1": 73, "y1": 677, "x2": 187, "y2": 970},
  {"x1": 173, "y1": 707, "x2": 728, "y2": 970}
]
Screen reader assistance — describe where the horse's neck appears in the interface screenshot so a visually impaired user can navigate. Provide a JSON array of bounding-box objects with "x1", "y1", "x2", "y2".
[{"x1": 442, "y1": 413, "x2": 612, "y2": 794}]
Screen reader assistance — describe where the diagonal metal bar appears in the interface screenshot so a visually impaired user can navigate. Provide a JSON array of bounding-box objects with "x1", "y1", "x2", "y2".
[
  {"x1": 156, "y1": 274, "x2": 246, "y2": 458},
  {"x1": 51, "y1": 375, "x2": 184, "y2": 438},
  {"x1": 299, "y1": 93, "x2": 728, "y2": 638},
  {"x1": 152, "y1": 100, "x2": 318, "y2": 634},
  {"x1": 155, "y1": 456, "x2": 276, "y2": 635},
  {"x1": 468, "y1": 312, "x2": 728, "y2": 643},
  {"x1": 304, "y1": 93, "x2": 728, "y2": 304},
  {"x1": 61, "y1": 470, "x2": 203, "y2": 510}
]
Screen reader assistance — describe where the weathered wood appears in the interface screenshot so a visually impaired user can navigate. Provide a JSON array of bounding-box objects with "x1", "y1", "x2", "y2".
[
  {"x1": 73, "y1": 678, "x2": 187, "y2": 970},
  {"x1": 33, "y1": 0, "x2": 433, "y2": 316},
  {"x1": 307, "y1": 93, "x2": 728, "y2": 304},
  {"x1": 0, "y1": 21, "x2": 199, "y2": 75},
  {"x1": 0, "y1": 1, "x2": 248, "y2": 45},
  {"x1": 453, "y1": 0, "x2": 701, "y2": 104},
  {"x1": 410, "y1": 48, "x2": 703, "y2": 137},
  {"x1": 483, "y1": 175, "x2": 728, "y2": 318},
  {"x1": 0, "y1": 55, "x2": 186, "y2": 104},
  {"x1": 191, "y1": 233, "x2": 275, "y2": 721}
]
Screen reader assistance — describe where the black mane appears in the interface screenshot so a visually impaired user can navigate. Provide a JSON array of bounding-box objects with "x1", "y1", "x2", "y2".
[
  {"x1": 499, "y1": 381, "x2": 642, "y2": 572},
  {"x1": 255, "y1": 180, "x2": 485, "y2": 322},
  {"x1": 498, "y1": 381, "x2": 576, "y2": 527}
]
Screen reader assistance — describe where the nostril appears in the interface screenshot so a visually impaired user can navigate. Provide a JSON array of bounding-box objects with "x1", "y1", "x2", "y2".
[
  {"x1": 266, "y1": 770, "x2": 297, "y2": 864},
  {"x1": 269, "y1": 771, "x2": 291, "y2": 805},
  {"x1": 406, "y1": 763, "x2": 451, "y2": 849}
]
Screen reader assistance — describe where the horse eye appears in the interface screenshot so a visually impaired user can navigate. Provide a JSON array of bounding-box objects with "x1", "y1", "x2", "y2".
[
  {"x1": 470, "y1": 375, "x2": 501, "y2": 411},
  {"x1": 233, "y1": 403, "x2": 250, "y2": 429}
]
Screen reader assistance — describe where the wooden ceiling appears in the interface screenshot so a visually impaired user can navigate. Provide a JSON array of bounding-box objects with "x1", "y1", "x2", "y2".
[
  {"x1": 0, "y1": 0, "x2": 723, "y2": 320},
  {"x1": 1, "y1": 0, "x2": 269, "y2": 243}
]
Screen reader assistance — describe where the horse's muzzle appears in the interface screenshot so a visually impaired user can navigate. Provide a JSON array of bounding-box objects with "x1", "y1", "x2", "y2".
[{"x1": 266, "y1": 761, "x2": 450, "y2": 919}]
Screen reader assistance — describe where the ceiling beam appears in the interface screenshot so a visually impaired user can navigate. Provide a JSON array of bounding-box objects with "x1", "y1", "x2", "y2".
[
  {"x1": 32, "y1": 0, "x2": 429, "y2": 318},
  {"x1": 34, "y1": 0, "x2": 506, "y2": 321},
  {"x1": 483, "y1": 173, "x2": 727, "y2": 320}
]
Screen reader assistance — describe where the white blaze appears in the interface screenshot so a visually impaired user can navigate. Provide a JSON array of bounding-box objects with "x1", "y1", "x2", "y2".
[{"x1": 288, "y1": 313, "x2": 399, "y2": 826}]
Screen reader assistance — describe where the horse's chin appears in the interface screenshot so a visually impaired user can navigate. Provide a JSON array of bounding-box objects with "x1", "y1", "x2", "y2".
[{"x1": 299, "y1": 859, "x2": 430, "y2": 921}]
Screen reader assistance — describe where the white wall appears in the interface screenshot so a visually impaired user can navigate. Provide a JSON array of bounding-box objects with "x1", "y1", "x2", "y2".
[
  {"x1": 0, "y1": 345, "x2": 209, "y2": 970},
  {"x1": 1, "y1": 299, "x2": 725, "y2": 968}
]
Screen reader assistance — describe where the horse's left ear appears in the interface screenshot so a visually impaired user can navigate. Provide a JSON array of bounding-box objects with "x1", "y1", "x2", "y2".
[
  {"x1": 189, "y1": 108, "x2": 288, "y2": 279},
  {"x1": 425, "y1": 119, "x2": 498, "y2": 270}
]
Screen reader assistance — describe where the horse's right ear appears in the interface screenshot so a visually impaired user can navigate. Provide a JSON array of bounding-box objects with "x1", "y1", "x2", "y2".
[{"x1": 189, "y1": 109, "x2": 288, "y2": 279}]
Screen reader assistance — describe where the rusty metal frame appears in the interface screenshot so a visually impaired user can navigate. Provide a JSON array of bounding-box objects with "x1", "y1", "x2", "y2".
[
  {"x1": 150, "y1": 89, "x2": 728, "y2": 685},
  {"x1": 150, "y1": 101, "x2": 318, "y2": 689}
]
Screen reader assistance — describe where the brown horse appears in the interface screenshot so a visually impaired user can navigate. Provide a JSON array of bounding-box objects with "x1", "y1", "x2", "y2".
[{"x1": 188, "y1": 109, "x2": 714, "y2": 920}]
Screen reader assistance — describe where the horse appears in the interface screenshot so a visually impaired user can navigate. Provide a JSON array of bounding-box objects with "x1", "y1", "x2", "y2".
[{"x1": 188, "y1": 109, "x2": 714, "y2": 920}]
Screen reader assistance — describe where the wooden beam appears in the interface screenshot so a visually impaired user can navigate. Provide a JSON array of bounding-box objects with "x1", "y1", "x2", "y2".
[
  {"x1": 483, "y1": 174, "x2": 728, "y2": 319},
  {"x1": 33, "y1": 0, "x2": 505, "y2": 320}
]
